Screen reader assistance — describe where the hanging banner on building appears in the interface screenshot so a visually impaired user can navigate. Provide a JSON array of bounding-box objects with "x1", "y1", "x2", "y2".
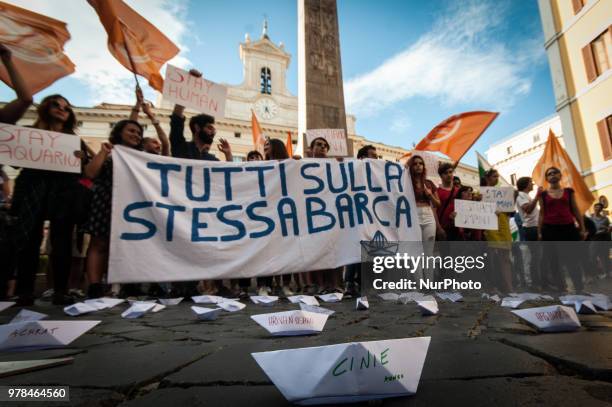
[
  {"x1": 305, "y1": 129, "x2": 348, "y2": 156},
  {"x1": 109, "y1": 147, "x2": 421, "y2": 283},
  {"x1": 162, "y1": 64, "x2": 227, "y2": 117},
  {"x1": 0, "y1": 123, "x2": 81, "y2": 173},
  {"x1": 479, "y1": 186, "x2": 515, "y2": 211}
]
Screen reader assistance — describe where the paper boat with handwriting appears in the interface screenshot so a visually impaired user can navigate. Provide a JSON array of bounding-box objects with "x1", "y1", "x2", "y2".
[
  {"x1": 511, "y1": 305, "x2": 581, "y2": 332},
  {"x1": 252, "y1": 337, "x2": 431, "y2": 405},
  {"x1": 0, "y1": 320, "x2": 100, "y2": 351},
  {"x1": 251, "y1": 310, "x2": 328, "y2": 336}
]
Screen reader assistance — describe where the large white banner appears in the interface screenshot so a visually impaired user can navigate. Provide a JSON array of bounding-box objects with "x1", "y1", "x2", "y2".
[{"x1": 109, "y1": 147, "x2": 421, "y2": 283}]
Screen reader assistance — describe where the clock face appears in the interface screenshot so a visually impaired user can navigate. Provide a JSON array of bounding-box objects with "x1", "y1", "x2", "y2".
[{"x1": 254, "y1": 98, "x2": 279, "y2": 120}]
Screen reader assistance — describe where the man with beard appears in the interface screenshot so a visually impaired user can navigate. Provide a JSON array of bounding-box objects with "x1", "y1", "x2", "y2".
[{"x1": 169, "y1": 69, "x2": 233, "y2": 298}]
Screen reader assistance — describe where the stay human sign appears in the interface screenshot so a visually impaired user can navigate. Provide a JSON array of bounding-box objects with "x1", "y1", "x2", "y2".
[{"x1": 162, "y1": 64, "x2": 227, "y2": 118}]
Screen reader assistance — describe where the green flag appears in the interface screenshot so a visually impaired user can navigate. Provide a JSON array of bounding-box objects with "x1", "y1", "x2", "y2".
[{"x1": 476, "y1": 151, "x2": 511, "y2": 186}]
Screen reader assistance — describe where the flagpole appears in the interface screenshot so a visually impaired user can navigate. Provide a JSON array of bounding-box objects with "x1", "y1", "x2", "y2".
[{"x1": 121, "y1": 25, "x2": 141, "y2": 89}]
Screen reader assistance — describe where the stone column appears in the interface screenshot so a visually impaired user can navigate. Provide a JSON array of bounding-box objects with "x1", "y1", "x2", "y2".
[{"x1": 298, "y1": 0, "x2": 351, "y2": 156}]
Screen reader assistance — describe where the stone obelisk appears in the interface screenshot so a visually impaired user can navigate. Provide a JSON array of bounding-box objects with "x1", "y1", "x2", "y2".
[{"x1": 298, "y1": 0, "x2": 350, "y2": 156}]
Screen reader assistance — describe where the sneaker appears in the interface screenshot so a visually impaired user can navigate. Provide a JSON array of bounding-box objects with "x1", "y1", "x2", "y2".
[
  {"x1": 282, "y1": 286, "x2": 294, "y2": 297},
  {"x1": 68, "y1": 289, "x2": 86, "y2": 299},
  {"x1": 258, "y1": 286, "x2": 270, "y2": 296},
  {"x1": 40, "y1": 289, "x2": 54, "y2": 301},
  {"x1": 238, "y1": 289, "x2": 249, "y2": 299}
]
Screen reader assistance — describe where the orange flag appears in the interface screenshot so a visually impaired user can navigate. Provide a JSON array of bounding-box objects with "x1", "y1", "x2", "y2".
[
  {"x1": 532, "y1": 129, "x2": 594, "y2": 214},
  {"x1": 88, "y1": 0, "x2": 179, "y2": 91},
  {"x1": 286, "y1": 132, "x2": 293, "y2": 157},
  {"x1": 414, "y1": 111, "x2": 498, "y2": 162},
  {"x1": 251, "y1": 110, "x2": 266, "y2": 153},
  {"x1": 0, "y1": 2, "x2": 75, "y2": 94}
]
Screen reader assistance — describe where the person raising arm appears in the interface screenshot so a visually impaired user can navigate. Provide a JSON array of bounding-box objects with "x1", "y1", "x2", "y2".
[{"x1": 0, "y1": 44, "x2": 33, "y2": 124}]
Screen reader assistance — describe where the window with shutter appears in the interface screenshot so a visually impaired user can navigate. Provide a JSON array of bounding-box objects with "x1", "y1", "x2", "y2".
[
  {"x1": 582, "y1": 44, "x2": 598, "y2": 83},
  {"x1": 597, "y1": 117, "x2": 612, "y2": 161}
]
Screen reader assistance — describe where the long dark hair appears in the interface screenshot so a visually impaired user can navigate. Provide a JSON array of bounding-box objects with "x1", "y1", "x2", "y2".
[
  {"x1": 33, "y1": 94, "x2": 77, "y2": 134},
  {"x1": 266, "y1": 138, "x2": 289, "y2": 160},
  {"x1": 407, "y1": 154, "x2": 428, "y2": 186},
  {"x1": 108, "y1": 119, "x2": 144, "y2": 149}
]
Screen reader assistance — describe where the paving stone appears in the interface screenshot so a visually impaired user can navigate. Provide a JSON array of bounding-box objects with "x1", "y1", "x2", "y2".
[
  {"x1": 119, "y1": 386, "x2": 289, "y2": 407},
  {"x1": 1, "y1": 342, "x2": 214, "y2": 389},
  {"x1": 388, "y1": 376, "x2": 612, "y2": 407},
  {"x1": 501, "y1": 331, "x2": 612, "y2": 380},
  {"x1": 421, "y1": 338, "x2": 554, "y2": 380}
]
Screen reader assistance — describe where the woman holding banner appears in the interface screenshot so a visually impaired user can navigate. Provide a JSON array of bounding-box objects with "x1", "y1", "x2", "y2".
[
  {"x1": 10, "y1": 95, "x2": 87, "y2": 305},
  {"x1": 481, "y1": 169, "x2": 513, "y2": 293},
  {"x1": 84, "y1": 120, "x2": 144, "y2": 299}
]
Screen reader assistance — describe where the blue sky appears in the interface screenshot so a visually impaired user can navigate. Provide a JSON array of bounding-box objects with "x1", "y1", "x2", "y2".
[{"x1": 1, "y1": 0, "x2": 555, "y2": 165}]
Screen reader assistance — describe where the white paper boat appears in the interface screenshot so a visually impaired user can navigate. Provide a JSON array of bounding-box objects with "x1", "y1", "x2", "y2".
[
  {"x1": 64, "y1": 302, "x2": 99, "y2": 317},
  {"x1": 121, "y1": 303, "x2": 156, "y2": 319},
  {"x1": 511, "y1": 305, "x2": 581, "y2": 332},
  {"x1": 218, "y1": 300, "x2": 245, "y2": 312},
  {"x1": 574, "y1": 300, "x2": 597, "y2": 314},
  {"x1": 288, "y1": 295, "x2": 320, "y2": 306},
  {"x1": 252, "y1": 337, "x2": 431, "y2": 405},
  {"x1": 0, "y1": 302, "x2": 15, "y2": 312},
  {"x1": 151, "y1": 304, "x2": 166, "y2": 313},
  {"x1": 0, "y1": 320, "x2": 100, "y2": 351},
  {"x1": 356, "y1": 297, "x2": 369, "y2": 310},
  {"x1": 378, "y1": 293, "x2": 399, "y2": 302},
  {"x1": 300, "y1": 303, "x2": 335, "y2": 316},
  {"x1": 591, "y1": 297, "x2": 611, "y2": 311},
  {"x1": 510, "y1": 292, "x2": 550, "y2": 301},
  {"x1": 417, "y1": 300, "x2": 439, "y2": 316},
  {"x1": 398, "y1": 292, "x2": 426, "y2": 304},
  {"x1": 251, "y1": 310, "x2": 328, "y2": 336},
  {"x1": 9, "y1": 309, "x2": 47, "y2": 324},
  {"x1": 501, "y1": 297, "x2": 525, "y2": 309},
  {"x1": 191, "y1": 295, "x2": 225, "y2": 304},
  {"x1": 127, "y1": 299, "x2": 156, "y2": 305},
  {"x1": 561, "y1": 294, "x2": 611, "y2": 311},
  {"x1": 158, "y1": 297, "x2": 184, "y2": 306},
  {"x1": 318, "y1": 293, "x2": 343, "y2": 303},
  {"x1": 436, "y1": 292, "x2": 463, "y2": 302},
  {"x1": 191, "y1": 306, "x2": 222, "y2": 321},
  {"x1": 84, "y1": 297, "x2": 125, "y2": 310},
  {"x1": 250, "y1": 296, "x2": 279, "y2": 306}
]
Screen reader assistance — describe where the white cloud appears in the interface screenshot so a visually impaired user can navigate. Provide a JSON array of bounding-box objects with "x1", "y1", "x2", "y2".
[
  {"x1": 389, "y1": 115, "x2": 412, "y2": 134},
  {"x1": 344, "y1": 1, "x2": 545, "y2": 117},
  {"x1": 5, "y1": 0, "x2": 192, "y2": 104}
]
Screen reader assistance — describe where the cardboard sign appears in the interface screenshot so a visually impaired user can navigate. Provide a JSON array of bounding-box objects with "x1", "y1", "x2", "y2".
[
  {"x1": 454, "y1": 199, "x2": 498, "y2": 230},
  {"x1": 0, "y1": 124, "x2": 81, "y2": 173},
  {"x1": 305, "y1": 129, "x2": 348, "y2": 156},
  {"x1": 162, "y1": 64, "x2": 227, "y2": 118},
  {"x1": 480, "y1": 187, "x2": 515, "y2": 211}
]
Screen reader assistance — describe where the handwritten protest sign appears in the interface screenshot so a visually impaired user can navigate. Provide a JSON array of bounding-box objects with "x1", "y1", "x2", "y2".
[
  {"x1": 162, "y1": 64, "x2": 227, "y2": 118},
  {"x1": 305, "y1": 129, "x2": 348, "y2": 156},
  {"x1": 480, "y1": 186, "x2": 515, "y2": 211},
  {"x1": 109, "y1": 146, "x2": 421, "y2": 283},
  {"x1": 454, "y1": 199, "x2": 497, "y2": 230},
  {"x1": 0, "y1": 124, "x2": 81, "y2": 173}
]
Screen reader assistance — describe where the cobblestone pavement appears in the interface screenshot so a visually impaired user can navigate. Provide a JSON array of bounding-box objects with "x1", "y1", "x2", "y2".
[{"x1": 1, "y1": 284, "x2": 611, "y2": 406}]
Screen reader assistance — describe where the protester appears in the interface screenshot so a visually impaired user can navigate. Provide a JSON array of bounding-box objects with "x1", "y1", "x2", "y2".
[
  {"x1": 481, "y1": 169, "x2": 513, "y2": 293},
  {"x1": 302, "y1": 137, "x2": 343, "y2": 294},
  {"x1": 538, "y1": 166, "x2": 587, "y2": 292},
  {"x1": 451, "y1": 186, "x2": 483, "y2": 241},
  {"x1": 0, "y1": 44, "x2": 33, "y2": 125},
  {"x1": 265, "y1": 138, "x2": 295, "y2": 297},
  {"x1": 437, "y1": 162, "x2": 459, "y2": 240},
  {"x1": 344, "y1": 145, "x2": 378, "y2": 298},
  {"x1": 589, "y1": 202, "x2": 610, "y2": 278},
  {"x1": 83, "y1": 120, "x2": 143, "y2": 298},
  {"x1": 168, "y1": 69, "x2": 233, "y2": 297},
  {"x1": 10, "y1": 95, "x2": 88, "y2": 305},
  {"x1": 515, "y1": 177, "x2": 543, "y2": 288},
  {"x1": 406, "y1": 155, "x2": 440, "y2": 243}
]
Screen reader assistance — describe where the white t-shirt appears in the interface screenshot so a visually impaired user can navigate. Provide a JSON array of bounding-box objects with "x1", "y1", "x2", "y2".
[{"x1": 516, "y1": 191, "x2": 539, "y2": 228}]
